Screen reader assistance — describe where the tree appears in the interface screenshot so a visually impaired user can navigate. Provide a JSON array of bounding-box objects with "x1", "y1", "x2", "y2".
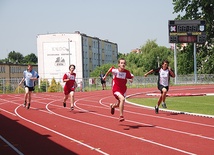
[
  {"x1": 23, "y1": 53, "x2": 38, "y2": 64},
  {"x1": 90, "y1": 63, "x2": 115, "y2": 77},
  {"x1": 198, "y1": 47, "x2": 214, "y2": 73},
  {"x1": 90, "y1": 40, "x2": 174, "y2": 77},
  {"x1": 172, "y1": 0, "x2": 214, "y2": 74},
  {"x1": 3, "y1": 51, "x2": 38, "y2": 64},
  {"x1": 8, "y1": 51, "x2": 24, "y2": 63},
  {"x1": 177, "y1": 45, "x2": 194, "y2": 74},
  {"x1": 39, "y1": 79, "x2": 49, "y2": 92},
  {"x1": 48, "y1": 78, "x2": 58, "y2": 92},
  {"x1": 139, "y1": 40, "x2": 174, "y2": 73},
  {"x1": 173, "y1": 0, "x2": 214, "y2": 45}
]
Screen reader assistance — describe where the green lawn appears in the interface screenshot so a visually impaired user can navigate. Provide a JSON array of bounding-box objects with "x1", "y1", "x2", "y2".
[{"x1": 127, "y1": 96, "x2": 214, "y2": 115}]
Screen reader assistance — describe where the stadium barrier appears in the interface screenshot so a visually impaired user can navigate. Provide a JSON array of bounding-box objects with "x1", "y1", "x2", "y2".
[{"x1": 0, "y1": 74, "x2": 213, "y2": 94}]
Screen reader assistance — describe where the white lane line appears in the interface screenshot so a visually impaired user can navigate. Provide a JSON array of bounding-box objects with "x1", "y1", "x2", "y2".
[
  {"x1": 2, "y1": 91, "x2": 214, "y2": 141},
  {"x1": 85, "y1": 97, "x2": 214, "y2": 128},
  {"x1": 47, "y1": 99, "x2": 196, "y2": 155},
  {"x1": 125, "y1": 102, "x2": 214, "y2": 128},
  {"x1": 0, "y1": 99, "x2": 53, "y2": 116},
  {"x1": 98, "y1": 97, "x2": 214, "y2": 141},
  {"x1": 70, "y1": 92, "x2": 214, "y2": 128},
  {"x1": 0, "y1": 108, "x2": 16, "y2": 116},
  {"x1": 95, "y1": 90, "x2": 214, "y2": 128},
  {"x1": 74, "y1": 98, "x2": 214, "y2": 142},
  {"x1": 14, "y1": 104, "x2": 109, "y2": 155},
  {"x1": 126, "y1": 88, "x2": 214, "y2": 118},
  {"x1": 0, "y1": 90, "x2": 211, "y2": 154},
  {"x1": 0, "y1": 135, "x2": 24, "y2": 155}
]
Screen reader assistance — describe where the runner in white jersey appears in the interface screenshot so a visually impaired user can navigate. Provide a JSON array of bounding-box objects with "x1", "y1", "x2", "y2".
[
  {"x1": 19, "y1": 64, "x2": 39, "y2": 109},
  {"x1": 144, "y1": 60, "x2": 175, "y2": 113}
]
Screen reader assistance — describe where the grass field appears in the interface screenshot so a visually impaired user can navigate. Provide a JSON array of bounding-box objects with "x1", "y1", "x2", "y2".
[{"x1": 127, "y1": 96, "x2": 214, "y2": 115}]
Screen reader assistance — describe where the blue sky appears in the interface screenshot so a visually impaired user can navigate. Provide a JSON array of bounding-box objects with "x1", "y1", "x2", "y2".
[{"x1": 0, "y1": 0, "x2": 178, "y2": 59}]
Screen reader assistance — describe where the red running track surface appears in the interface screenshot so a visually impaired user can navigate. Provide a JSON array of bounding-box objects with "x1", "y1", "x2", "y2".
[{"x1": 0, "y1": 85, "x2": 214, "y2": 155}]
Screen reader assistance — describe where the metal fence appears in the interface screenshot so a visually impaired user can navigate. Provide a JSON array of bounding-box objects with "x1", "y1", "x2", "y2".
[{"x1": 0, "y1": 74, "x2": 214, "y2": 94}]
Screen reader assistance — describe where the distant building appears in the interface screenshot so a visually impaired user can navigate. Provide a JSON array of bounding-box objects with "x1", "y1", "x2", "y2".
[
  {"x1": 0, "y1": 63, "x2": 38, "y2": 84},
  {"x1": 37, "y1": 32, "x2": 118, "y2": 83},
  {"x1": 131, "y1": 48, "x2": 141, "y2": 53}
]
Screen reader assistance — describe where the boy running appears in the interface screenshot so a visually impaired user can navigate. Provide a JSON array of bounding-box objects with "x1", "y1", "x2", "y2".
[
  {"x1": 144, "y1": 60, "x2": 175, "y2": 113},
  {"x1": 103, "y1": 58, "x2": 134, "y2": 122}
]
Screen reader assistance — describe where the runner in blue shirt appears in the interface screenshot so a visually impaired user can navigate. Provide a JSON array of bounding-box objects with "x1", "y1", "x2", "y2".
[{"x1": 19, "y1": 64, "x2": 39, "y2": 109}]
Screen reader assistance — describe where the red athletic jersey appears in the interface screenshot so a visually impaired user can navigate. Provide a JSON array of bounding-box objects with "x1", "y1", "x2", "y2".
[
  {"x1": 63, "y1": 72, "x2": 76, "y2": 93},
  {"x1": 110, "y1": 67, "x2": 134, "y2": 96}
]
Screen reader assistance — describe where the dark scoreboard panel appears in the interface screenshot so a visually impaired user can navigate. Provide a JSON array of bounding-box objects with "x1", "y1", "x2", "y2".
[{"x1": 168, "y1": 20, "x2": 206, "y2": 43}]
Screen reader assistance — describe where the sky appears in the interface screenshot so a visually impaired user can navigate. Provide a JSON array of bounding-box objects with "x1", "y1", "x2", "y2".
[{"x1": 0, "y1": 0, "x2": 179, "y2": 59}]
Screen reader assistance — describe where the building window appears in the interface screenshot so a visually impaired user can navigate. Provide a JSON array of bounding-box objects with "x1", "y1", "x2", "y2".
[{"x1": 0, "y1": 66, "x2": 5, "y2": 73}]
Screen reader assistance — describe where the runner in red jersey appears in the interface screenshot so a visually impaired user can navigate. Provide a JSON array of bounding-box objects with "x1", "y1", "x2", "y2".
[
  {"x1": 63, "y1": 64, "x2": 77, "y2": 110},
  {"x1": 103, "y1": 58, "x2": 134, "y2": 122}
]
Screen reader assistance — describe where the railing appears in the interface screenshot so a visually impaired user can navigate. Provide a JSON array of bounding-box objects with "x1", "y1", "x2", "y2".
[{"x1": 0, "y1": 74, "x2": 214, "y2": 94}]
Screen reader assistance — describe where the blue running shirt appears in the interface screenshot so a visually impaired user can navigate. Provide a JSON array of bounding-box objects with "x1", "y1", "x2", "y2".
[{"x1": 23, "y1": 70, "x2": 39, "y2": 87}]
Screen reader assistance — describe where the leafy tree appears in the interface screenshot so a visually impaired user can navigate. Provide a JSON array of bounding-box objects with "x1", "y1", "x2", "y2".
[
  {"x1": 173, "y1": 0, "x2": 214, "y2": 45},
  {"x1": 139, "y1": 40, "x2": 174, "y2": 73},
  {"x1": 48, "y1": 78, "x2": 58, "y2": 92},
  {"x1": 0, "y1": 51, "x2": 38, "y2": 64},
  {"x1": 140, "y1": 39, "x2": 158, "y2": 54},
  {"x1": 90, "y1": 63, "x2": 115, "y2": 77},
  {"x1": 57, "y1": 82, "x2": 63, "y2": 92},
  {"x1": 177, "y1": 45, "x2": 194, "y2": 74},
  {"x1": 0, "y1": 58, "x2": 10, "y2": 63},
  {"x1": 39, "y1": 79, "x2": 49, "y2": 92},
  {"x1": 23, "y1": 53, "x2": 38, "y2": 64},
  {"x1": 5, "y1": 82, "x2": 13, "y2": 93},
  {"x1": 8, "y1": 51, "x2": 24, "y2": 63},
  {"x1": 15, "y1": 86, "x2": 25, "y2": 93},
  {"x1": 198, "y1": 47, "x2": 214, "y2": 73},
  {"x1": 90, "y1": 40, "x2": 175, "y2": 77},
  {"x1": 172, "y1": 0, "x2": 214, "y2": 74}
]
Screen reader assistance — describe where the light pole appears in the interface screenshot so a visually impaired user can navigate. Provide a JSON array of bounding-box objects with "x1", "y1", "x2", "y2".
[
  {"x1": 157, "y1": 56, "x2": 160, "y2": 67},
  {"x1": 174, "y1": 43, "x2": 177, "y2": 84},
  {"x1": 68, "y1": 39, "x2": 72, "y2": 65}
]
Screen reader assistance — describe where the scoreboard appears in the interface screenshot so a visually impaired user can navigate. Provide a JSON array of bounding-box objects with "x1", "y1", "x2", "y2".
[{"x1": 168, "y1": 20, "x2": 206, "y2": 43}]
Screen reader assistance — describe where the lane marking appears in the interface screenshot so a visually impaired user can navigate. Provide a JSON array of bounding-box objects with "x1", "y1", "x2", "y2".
[
  {"x1": 0, "y1": 135, "x2": 24, "y2": 155},
  {"x1": 0, "y1": 108, "x2": 16, "y2": 116},
  {"x1": 14, "y1": 105, "x2": 109, "y2": 155},
  {"x1": 126, "y1": 91, "x2": 214, "y2": 118},
  {"x1": 47, "y1": 98, "x2": 196, "y2": 155},
  {"x1": 0, "y1": 86, "x2": 213, "y2": 154}
]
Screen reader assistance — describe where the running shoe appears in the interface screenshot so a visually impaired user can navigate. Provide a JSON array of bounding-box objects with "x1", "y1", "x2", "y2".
[
  {"x1": 155, "y1": 106, "x2": 159, "y2": 114},
  {"x1": 27, "y1": 103, "x2": 30, "y2": 109},
  {"x1": 23, "y1": 101, "x2": 27, "y2": 107},
  {"x1": 110, "y1": 104, "x2": 115, "y2": 115},
  {"x1": 63, "y1": 102, "x2": 66, "y2": 107},
  {"x1": 119, "y1": 116, "x2": 125, "y2": 122},
  {"x1": 162, "y1": 102, "x2": 167, "y2": 108},
  {"x1": 71, "y1": 106, "x2": 74, "y2": 110}
]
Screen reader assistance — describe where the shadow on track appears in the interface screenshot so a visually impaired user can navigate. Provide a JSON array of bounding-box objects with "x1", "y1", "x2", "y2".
[
  {"x1": 0, "y1": 114, "x2": 78, "y2": 155},
  {"x1": 120, "y1": 124, "x2": 155, "y2": 130}
]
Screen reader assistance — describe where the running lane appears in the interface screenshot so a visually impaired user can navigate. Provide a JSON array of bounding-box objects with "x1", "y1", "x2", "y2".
[{"x1": 0, "y1": 85, "x2": 214, "y2": 155}]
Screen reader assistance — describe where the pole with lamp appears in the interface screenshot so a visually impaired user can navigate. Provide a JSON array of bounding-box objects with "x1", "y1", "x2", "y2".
[
  {"x1": 157, "y1": 56, "x2": 160, "y2": 67},
  {"x1": 68, "y1": 39, "x2": 72, "y2": 65}
]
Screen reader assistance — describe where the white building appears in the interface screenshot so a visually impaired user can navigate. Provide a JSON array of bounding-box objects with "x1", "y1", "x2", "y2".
[{"x1": 37, "y1": 32, "x2": 118, "y2": 83}]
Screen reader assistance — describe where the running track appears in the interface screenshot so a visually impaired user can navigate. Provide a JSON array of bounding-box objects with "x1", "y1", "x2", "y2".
[{"x1": 0, "y1": 85, "x2": 214, "y2": 155}]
